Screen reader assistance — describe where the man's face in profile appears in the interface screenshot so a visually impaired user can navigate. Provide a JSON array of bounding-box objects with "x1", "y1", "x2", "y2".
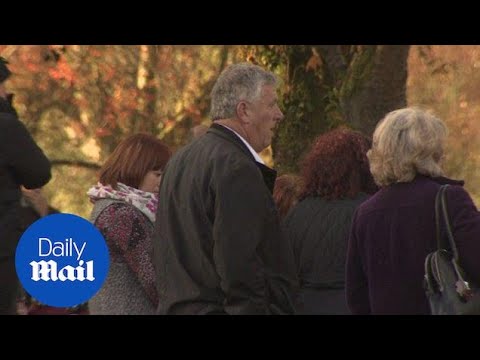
[{"x1": 247, "y1": 84, "x2": 284, "y2": 152}]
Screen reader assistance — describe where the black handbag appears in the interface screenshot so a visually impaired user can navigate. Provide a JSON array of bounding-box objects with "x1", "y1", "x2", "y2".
[{"x1": 424, "y1": 184, "x2": 480, "y2": 315}]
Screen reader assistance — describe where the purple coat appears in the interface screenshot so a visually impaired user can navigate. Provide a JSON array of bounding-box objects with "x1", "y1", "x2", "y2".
[{"x1": 346, "y1": 175, "x2": 480, "y2": 314}]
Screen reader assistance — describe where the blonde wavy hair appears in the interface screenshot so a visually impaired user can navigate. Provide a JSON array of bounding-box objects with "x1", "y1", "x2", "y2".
[{"x1": 368, "y1": 107, "x2": 447, "y2": 187}]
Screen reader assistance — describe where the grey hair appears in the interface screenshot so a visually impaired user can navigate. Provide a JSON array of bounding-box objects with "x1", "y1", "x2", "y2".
[
  {"x1": 210, "y1": 62, "x2": 278, "y2": 120},
  {"x1": 368, "y1": 107, "x2": 447, "y2": 187}
]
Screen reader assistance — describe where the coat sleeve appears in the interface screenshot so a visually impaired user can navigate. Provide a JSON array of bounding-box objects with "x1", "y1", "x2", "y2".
[
  {"x1": 447, "y1": 185, "x2": 480, "y2": 286},
  {"x1": 1, "y1": 114, "x2": 51, "y2": 189},
  {"x1": 345, "y1": 208, "x2": 371, "y2": 315},
  {"x1": 212, "y1": 157, "x2": 288, "y2": 314},
  {"x1": 95, "y1": 204, "x2": 158, "y2": 306}
]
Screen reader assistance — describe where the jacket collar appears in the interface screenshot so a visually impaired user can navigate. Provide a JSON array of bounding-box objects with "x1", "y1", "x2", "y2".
[
  {"x1": 417, "y1": 174, "x2": 465, "y2": 187},
  {"x1": 207, "y1": 123, "x2": 277, "y2": 193},
  {"x1": 208, "y1": 123, "x2": 255, "y2": 161},
  {"x1": 0, "y1": 96, "x2": 17, "y2": 117}
]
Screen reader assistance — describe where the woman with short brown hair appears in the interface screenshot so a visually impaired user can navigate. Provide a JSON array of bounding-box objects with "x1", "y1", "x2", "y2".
[{"x1": 87, "y1": 133, "x2": 171, "y2": 315}]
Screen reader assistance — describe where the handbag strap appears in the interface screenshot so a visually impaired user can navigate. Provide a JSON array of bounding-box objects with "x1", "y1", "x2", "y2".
[
  {"x1": 434, "y1": 184, "x2": 475, "y2": 297},
  {"x1": 434, "y1": 185, "x2": 443, "y2": 250},
  {"x1": 435, "y1": 184, "x2": 460, "y2": 261}
]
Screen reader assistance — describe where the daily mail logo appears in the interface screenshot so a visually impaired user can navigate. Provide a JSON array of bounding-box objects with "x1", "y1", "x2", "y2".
[
  {"x1": 16, "y1": 214, "x2": 109, "y2": 308},
  {"x1": 30, "y1": 238, "x2": 95, "y2": 282}
]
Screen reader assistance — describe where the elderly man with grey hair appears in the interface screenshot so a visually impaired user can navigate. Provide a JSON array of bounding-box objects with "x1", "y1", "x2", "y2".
[{"x1": 152, "y1": 63, "x2": 298, "y2": 315}]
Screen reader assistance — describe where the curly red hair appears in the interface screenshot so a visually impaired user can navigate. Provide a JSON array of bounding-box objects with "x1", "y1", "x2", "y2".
[{"x1": 300, "y1": 127, "x2": 377, "y2": 200}]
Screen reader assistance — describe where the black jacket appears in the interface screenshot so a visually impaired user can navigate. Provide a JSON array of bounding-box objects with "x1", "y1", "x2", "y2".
[
  {"x1": 0, "y1": 98, "x2": 51, "y2": 257},
  {"x1": 284, "y1": 193, "x2": 369, "y2": 314},
  {"x1": 153, "y1": 123, "x2": 298, "y2": 314}
]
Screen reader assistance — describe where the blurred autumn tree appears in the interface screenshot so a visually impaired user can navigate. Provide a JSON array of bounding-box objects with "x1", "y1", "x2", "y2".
[
  {"x1": 408, "y1": 45, "x2": 480, "y2": 206},
  {"x1": 242, "y1": 45, "x2": 410, "y2": 174},
  {"x1": 1, "y1": 45, "x2": 478, "y2": 217},
  {"x1": 0, "y1": 45, "x2": 240, "y2": 217}
]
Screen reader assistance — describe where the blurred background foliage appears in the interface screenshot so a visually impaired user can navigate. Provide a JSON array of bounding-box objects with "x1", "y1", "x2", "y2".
[
  {"x1": 0, "y1": 45, "x2": 478, "y2": 218},
  {"x1": 407, "y1": 45, "x2": 480, "y2": 207}
]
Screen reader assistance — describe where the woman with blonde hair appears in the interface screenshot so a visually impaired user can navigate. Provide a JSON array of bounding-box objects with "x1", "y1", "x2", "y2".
[
  {"x1": 346, "y1": 107, "x2": 480, "y2": 314},
  {"x1": 87, "y1": 133, "x2": 171, "y2": 315}
]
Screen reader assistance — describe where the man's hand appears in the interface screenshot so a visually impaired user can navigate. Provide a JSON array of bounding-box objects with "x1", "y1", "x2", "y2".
[{"x1": 21, "y1": 187, "x2": 50, "y2": 217}]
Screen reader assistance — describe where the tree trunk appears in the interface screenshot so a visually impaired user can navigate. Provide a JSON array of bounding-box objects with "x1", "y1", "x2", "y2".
[
  {"x1": 255, "y1": 45, "x2": 410, "y2": 173},
  {"x1": 342, "y1": 45, "x2": 410, "y2": 136},
  {"x1": 270, "y1": 45, "x2": 330, "y2": 174},
  {"x1": 134, "y1": 45, "x2": 159, "y2": 135}
]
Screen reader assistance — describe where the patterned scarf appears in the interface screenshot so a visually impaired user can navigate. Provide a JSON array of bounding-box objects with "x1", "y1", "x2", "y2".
[{"x1": 87, "y1": 182, "x2": 158, "y2": 223}]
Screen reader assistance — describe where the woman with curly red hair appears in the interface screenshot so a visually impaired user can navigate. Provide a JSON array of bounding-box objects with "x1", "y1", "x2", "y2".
[{"x1": 284, "y1": 127, "x2": 377, "y2": 314}]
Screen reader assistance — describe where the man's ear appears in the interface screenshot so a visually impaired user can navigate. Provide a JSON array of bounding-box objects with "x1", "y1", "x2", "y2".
[{"x1": 236, "y1": 101, "x2": 250, "y2": 124}]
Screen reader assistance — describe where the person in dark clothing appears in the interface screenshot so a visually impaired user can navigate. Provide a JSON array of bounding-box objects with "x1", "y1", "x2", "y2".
[
  {"x1": 284, "y1": 128, "x2": 377, "y2": 314},
  {"x1": 0, "y1": 57, "x2": 51, "y2": 314},
  {"x1": 346, "y1": 107, "x2": 480, "y2": 314},
  {"x1": 15, "y1": 186, "x2": 89, "y2": 315},
  {"x1": 16, "y1": 187, "x2": 58, "y2": 314},
  {"x1": 152, "y1": 63, "x2": 299, "y2": 315}
]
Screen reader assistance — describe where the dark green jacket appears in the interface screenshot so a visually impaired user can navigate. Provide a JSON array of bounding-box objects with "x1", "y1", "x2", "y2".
[
  {"x1": 153, "y1": 123, "x2": 298, "y2": 314},
  {"x1": 284, "y1": 194, "x2": 369, "y2": 314}
]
